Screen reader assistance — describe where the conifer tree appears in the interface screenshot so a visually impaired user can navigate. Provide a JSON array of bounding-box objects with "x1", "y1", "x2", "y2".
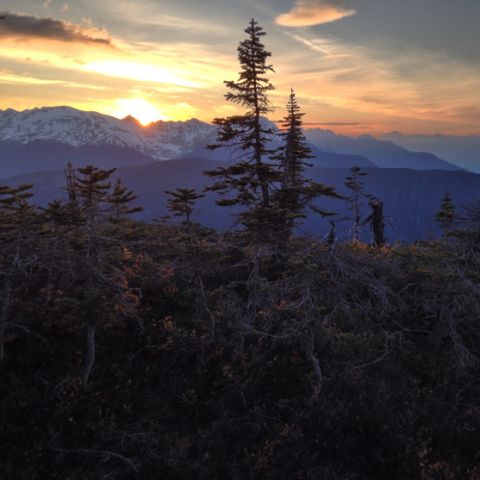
[
  {"x1": 436, "y1": 192, "x2": 456, "y2": 236},
  {"x1": 109, "y1": 179, "x2": 143, "y2": 220},
  {"x1": 274, "y1": 89, "x2": 338, "y2": 241},
  {"x1": 75, "y1": 166, "x2": 115, "y2": 385},
  {"x1": 344, "y1": 166, "x2": 370, "y2": 242},
  {"x1": 0, "y1": 184, "x2": 36, "y2": 361},
  {"x1": 76, "y1": 165, "x2": 115, "y2": 226},
  {"x1": 165, "y1": 188, "x2": 215, "y2": 337},
  {"x1": 65, "y1": 165, "x2": 139, "y2": 386},
  {"x1": 165, "y1": 188, "x2": 205, "y2": 226},
  {"x1": 204, "y1": 19, "x2": 279, "y2": 241}
]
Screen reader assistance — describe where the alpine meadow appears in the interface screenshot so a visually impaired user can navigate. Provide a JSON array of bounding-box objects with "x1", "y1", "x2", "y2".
[{"x1": 1, "y1": 2, "x2": 480, "y2": 479}]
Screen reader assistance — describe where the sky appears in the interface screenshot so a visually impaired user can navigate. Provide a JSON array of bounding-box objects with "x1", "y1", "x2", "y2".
[{"x1": 0, "y1": 0, "x2": 479, "y2": 135}]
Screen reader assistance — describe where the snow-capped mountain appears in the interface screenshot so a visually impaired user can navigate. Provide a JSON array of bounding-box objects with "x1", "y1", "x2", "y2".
[
  {"x1": 0, "y1": 106, "x2": 378, "y2": 179},
  {"x1": 0, "y1": 106, "x2": 464, "y2": 178},
  {"x1": 0, "y1": 106, "x2": 217, "y2": 161}
]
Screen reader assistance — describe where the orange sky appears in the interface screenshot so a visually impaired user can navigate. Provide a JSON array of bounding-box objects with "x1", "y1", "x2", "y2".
[{"x1": 1, "y1": 1, "x2": 480, "y2": 136}]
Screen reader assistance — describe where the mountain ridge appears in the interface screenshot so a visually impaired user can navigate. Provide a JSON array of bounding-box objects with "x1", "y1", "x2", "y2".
[
  {"x1": 5, "y1": 156, "x2": 480, "y2": 242},
  {"x1": 0, "y1": 106, "x2": 463, "y2": 172},
  {"x1": 305, "y1": 128, "x2": 462, "y2": 171}
]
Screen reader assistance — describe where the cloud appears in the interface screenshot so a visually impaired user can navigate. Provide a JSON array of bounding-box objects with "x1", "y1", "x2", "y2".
[
  {"x1": 276, "y1": 0, "x2": 356, "y2": 27},
  {"x1": 0, "y1": 11, "x2": 112, "y2": 45},
  {"x1": 0, "y1": 68, "x2": 106, "y2": 90}
]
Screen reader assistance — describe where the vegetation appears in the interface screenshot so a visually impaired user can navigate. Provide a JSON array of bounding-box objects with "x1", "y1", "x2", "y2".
[
  {"x1": 1, "y1": 19, "x2": 480, "y2": 480},
  {"x1": 344, "y1": 165, "x2": 370, "y2": 242},
  {"x1": 205, "y1": 18, "x2": 279, "y2": 242},
  {"x1": 436, "y1": 192, "x2": 456, "y2": 236},
  {"x1": 273, "y1": 89, "x2": 339, "y2": 244}
]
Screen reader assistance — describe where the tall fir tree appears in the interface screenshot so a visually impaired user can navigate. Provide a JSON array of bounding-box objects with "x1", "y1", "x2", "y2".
[
  {"x1": 273, "y1": 89, "x2": 338, "y2": 242},
  {"x1": 66, "y1": 165, "x2": 139, "y2": 386},
  {"x1": 204, "y1": 19, "x2": 280, "y2": 241}
]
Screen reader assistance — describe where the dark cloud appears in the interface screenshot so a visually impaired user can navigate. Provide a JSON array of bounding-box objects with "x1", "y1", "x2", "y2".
[{"x1": 0, "y1": 12, "x2": 111, "y2": 45}]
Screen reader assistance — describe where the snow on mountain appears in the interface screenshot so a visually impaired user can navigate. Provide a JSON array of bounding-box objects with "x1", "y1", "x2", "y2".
[
  {"x1": 2, "y1": 106, "x2": 460, "y2": 172},
  {"x1": 0, "y1": 106, "x2": 217, "y2": 161}
]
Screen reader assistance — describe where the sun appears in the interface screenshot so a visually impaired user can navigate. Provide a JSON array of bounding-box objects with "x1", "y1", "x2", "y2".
[{"x1": 114, "y1": 98, "x2": 167, "y2": 126}]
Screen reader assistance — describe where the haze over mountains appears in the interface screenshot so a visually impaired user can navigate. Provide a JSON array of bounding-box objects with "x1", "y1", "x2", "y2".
[
  {"x1": 0, "y1": 106, "x2": 463, "y2": 177},
  {"x1": 382, "y1": 132, "x2": 480, "y2": 173},
  {"x1": 1, "y1": 106, "x2": 480, "y2": 241},
  {"x1": 305, "y1": 129, "x2": 462, "y2": 171}
]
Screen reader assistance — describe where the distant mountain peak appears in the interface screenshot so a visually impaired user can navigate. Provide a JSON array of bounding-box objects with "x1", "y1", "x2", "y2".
[
  {"x1": 0, "y1": 106, "x2": 217, "y2": 161},
  {"x1": 122, "y1": 114, "x2": 142, "y2": 125}
]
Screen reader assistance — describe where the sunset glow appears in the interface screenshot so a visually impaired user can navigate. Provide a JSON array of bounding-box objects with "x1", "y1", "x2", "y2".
[
  {"x1": 113, "y1": 98, "x2": 167, "y2": 125},
  {"x1": 0, "y1": 1, "x2": 480, "y2": 135}
]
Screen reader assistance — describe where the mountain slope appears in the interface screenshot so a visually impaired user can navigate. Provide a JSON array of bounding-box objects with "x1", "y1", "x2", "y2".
[
  {"x1": 0, "y1": 106, "x2": 465, "y2": 175},
  {"x1": 5, "y1": 157, "x2": 480, "y2": 241},
  {"x1": 0, "y1": 140, "x2": 157, "y2": 179},
  {"x1": 0, "y1": 106, "x2": 216, "y2": 161},
  {"x1": 306, "y1": 128, "x2": 462, "y2": 171}
]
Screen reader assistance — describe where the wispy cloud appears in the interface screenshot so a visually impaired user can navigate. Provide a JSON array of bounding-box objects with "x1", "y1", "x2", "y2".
[
  {"x1": 0, "y1": 68, "x2": 106, "y2": 90},
  {"x1": 276, "y1": 31, "x2": 480, "y2": 134},
  {"x1": 276, "y1": 0, "x2": 356, "y2": 27},
  {"x1": 0, "y1": 11, "x2": 112, "y2": 45}
]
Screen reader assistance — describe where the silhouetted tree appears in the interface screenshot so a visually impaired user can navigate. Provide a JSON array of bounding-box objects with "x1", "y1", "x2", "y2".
[
  {"x1": 76, "y1": 165, "x2": 115, "y2": 226},
  {"x1": 165, "y1": 188, "x2": 215, "y2": 337},
  {"x1": 61, "y1": 166, "x2": 139, "y2": 386},
  {"x1": 109, "y1": 179, "x2": 143, "y2": 220},
  {"x1": 436, "y1": 192, "x2": 456, "y2": 236},
  {"x1": 204, "y1": 19, "x2": 279, "y2": 241},
  {"x1": 165, "y1": 188, "x2": 204, "y2": 226},
  {"x1": 0, "y1": 184, "x2": 36, "y2": 361},
  {"x1": 274, "y1": 89, "x2": 338, "y2": 242}
]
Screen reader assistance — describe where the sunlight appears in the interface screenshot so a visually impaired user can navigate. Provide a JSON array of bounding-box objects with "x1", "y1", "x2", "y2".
[
  {"x1": 83, "y1": 60, "x2": 202, "y2": 88},
  {"x1": 114, "y1": 98, "x2": 167, "y2": 125}
]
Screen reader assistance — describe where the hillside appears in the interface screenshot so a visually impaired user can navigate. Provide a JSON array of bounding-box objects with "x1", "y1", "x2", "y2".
[{"x1": 5, "y1": 157, "x2": 480, "y2": 241}]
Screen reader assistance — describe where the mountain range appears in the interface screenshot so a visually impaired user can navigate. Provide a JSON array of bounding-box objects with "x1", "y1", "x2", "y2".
[
  {"x1": 305, "y1": 129, "x2": 462, "y2": 171},
  {"x1": 5, "y1": 156, "x2": 480, "y2": 242},
  {"x1": 382, "y1": 131, "x2": 480, "y2": 173},
  {"x1": 0, "y1": 106, "x2": 462, "y2": 178},
  {"x1": 1, "y1": 106, "x2": 479, "y2": 241}
]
